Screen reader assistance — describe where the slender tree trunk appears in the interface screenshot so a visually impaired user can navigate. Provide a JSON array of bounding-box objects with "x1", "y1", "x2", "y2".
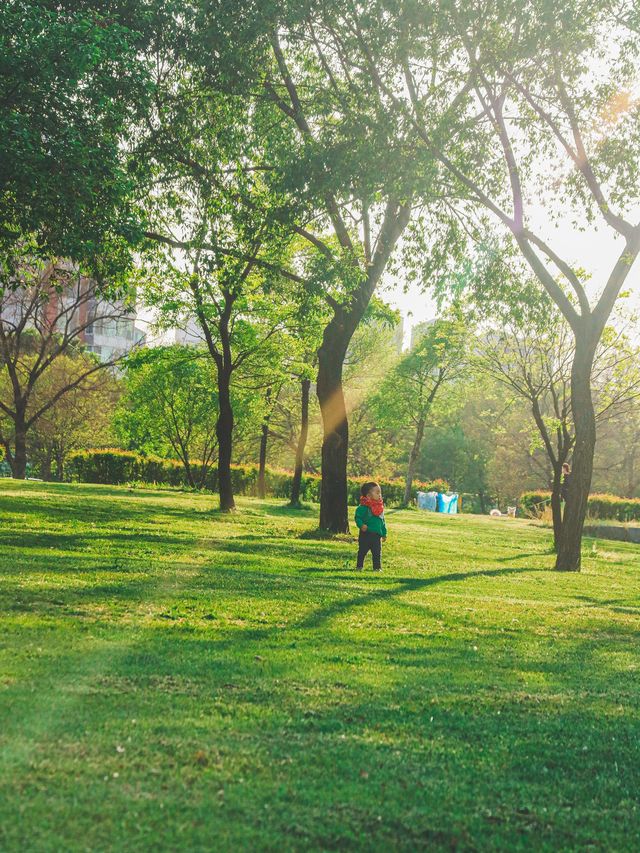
[
  {"x1": 626, "y1": 449, "x2": 636, "y2": 499},
  {"x1": 317, "y1": 316, "x2": 352, "y2": 533},
  {"x1": 12, "y1": 413, "x2": 28, "y2": 479},
  {"x1": 39, "y1": 449, "x2": 51, "y2": 481},
  {"x1": 56, "y1": 448, "x2": 65, "y2": 483},
  {"x1": 257, "y1": 387, "x2": 272, "y2": 499},
  {"x1": 182, "y1": 455, "x2": 196, "y2": 489},
  {"x1": 550, "y1": 463, "x2": 563, "y2": 551},
  {"x1": 555, "y1": 336, "x2": 598, "y2": 571},
  {"x1": 290, "y1": 377, "x2": 310, "y2": 507},
  {"x1": 403, "y1": 417, "x2": 426, "y2": 506},
  {"x1": 216, "y1": 369, "x2": 235, "y2": 512}
]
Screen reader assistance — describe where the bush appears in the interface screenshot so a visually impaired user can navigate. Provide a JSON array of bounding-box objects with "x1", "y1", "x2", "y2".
[
  {"x1": 68, "y1": 449, "x2": 142, "y2": 484},
  {"x1": 67, "y1": 450, "x2": 455, "y2": 507},
  {"x1": 520, "y1": 490, "x2": 640, "y2": 522}
]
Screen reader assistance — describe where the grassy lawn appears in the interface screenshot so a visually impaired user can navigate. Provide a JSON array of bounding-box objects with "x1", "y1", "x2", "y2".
[{"x1": 1, "y1": 480, "x2": 639, "y2": 851}]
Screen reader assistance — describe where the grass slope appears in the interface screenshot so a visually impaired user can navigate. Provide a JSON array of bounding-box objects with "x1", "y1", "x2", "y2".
[{"x1": 1, "y1": 481, "x2": 639, "y2": 852}]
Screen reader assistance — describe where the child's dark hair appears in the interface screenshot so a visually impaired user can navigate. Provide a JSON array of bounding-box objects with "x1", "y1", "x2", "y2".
[{"x1": 360, "y1": 481, "x2": 380, "y2": 497}]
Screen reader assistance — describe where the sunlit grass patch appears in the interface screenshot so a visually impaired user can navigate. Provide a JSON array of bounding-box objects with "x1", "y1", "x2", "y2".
[{"x1": 1, "y1": 480, "x2": 639, "y2": 851}]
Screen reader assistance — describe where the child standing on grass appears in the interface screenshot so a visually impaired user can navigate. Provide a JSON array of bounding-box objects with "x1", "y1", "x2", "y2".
[{"x1": 355, "y1": 481, "x2": 387, "y2": 571}]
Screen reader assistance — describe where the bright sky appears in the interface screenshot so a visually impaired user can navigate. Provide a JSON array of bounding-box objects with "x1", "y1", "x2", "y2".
[
  {"x1": 136, "y1": 201, "x2": 640, "y2": 346},
  {"x1": 384, "y1": 213, "x2": 640, "y2": 343},
  {"x1": 137, "y1": 222, "x2": 640, "y2": 349}
]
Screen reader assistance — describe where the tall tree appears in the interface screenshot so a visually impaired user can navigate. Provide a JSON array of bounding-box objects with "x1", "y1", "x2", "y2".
[
  {"x1": 477, "y1": 294, "x2": 640, "y2": 546},
  {"x1": 116, "y1": 346, "x2": 219, "y2": 489},
  {"x1": 265, "y1": 26, "x2": 413, "y2": 531},
  {"x1": 0, "y1": 259, "x2": 137, "y2": 478},
  {"x1": 371, "y1": 311, "x2": 468, "y2": 504},
  {"x1": 163, "y1": 3, "x2": 460, "y2": 530},
  {"x1": 347, "y1": 0, "x2": 640, "y2": 568},
  {"x1": 0, "y1": 2, "x2": 147, "y2": 272},
  {"x1": 14, "y1": 351, "x2": 119, "y2": 482},
  {"x1": 139, "y1": 57, "x2": 300, "y2": 512}
]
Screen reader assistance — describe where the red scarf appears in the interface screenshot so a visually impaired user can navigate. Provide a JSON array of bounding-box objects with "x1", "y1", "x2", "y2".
[{"x1": 360, "y1": 495, "x2": 384, "y2": 516}]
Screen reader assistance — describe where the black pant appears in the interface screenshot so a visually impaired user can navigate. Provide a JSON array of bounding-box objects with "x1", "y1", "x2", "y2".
[{"x1": 357, "y1": 530, "x2": 382, "y2": 570}]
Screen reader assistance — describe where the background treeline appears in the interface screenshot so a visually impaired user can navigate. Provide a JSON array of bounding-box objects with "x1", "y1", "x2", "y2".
[{"x1": 3, "y1": 312, "x2": 638, "y2": 510}]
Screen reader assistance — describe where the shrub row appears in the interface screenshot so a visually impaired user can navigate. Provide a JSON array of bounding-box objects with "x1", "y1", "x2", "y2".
[
  {"x1": 67, "y1": 449, "x2": 451, "y2": 507},
  {"x1": 67, "y1": 450, "x2": 297, "y2": 497},
  {"x1": 520, "y1": 490, "x2": 640, "y2": 522}
]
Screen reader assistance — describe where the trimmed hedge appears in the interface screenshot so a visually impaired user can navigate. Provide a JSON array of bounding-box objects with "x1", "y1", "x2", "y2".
[
  {"x1": 67, "y1": 450, "x2": 295, "y2": 497},
  {"x1": 67, "y1": 449, "x2": 451, "y2": 507},
  {"x1": 520, "y1": 490, "x2": 640, "y2": 522}
]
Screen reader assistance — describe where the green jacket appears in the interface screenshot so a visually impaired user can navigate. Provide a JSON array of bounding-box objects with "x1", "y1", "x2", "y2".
[{"x1": 355, "y1": 504, "x2": 387, "y2": 537}]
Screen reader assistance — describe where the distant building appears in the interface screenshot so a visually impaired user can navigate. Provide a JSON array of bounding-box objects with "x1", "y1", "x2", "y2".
[
  {"x1": 1, "y1": 259, "x2": 145, "y2": 362},
  {"x1": 83, "y1": 300, "x2": 145, "y2": 362}
]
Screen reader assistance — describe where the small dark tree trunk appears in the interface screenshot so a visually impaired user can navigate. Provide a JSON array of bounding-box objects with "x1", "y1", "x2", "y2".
[
  {"x1": 12, "y1": 415, "x2": 28, "y2": 479},
  {"x1": 216, "y1": 369, "x2": 235, "y2": 512},
  {"x1": 56, "y1": 448, "x2": 65, "y2": 483},
  {"x1": 317, "y1": 317, "x2": 352, "y2": 533},
  {"x1": 403, "y1": 417, "x2": 426, "y2": 506},
  {"x1": 290, "y1": 377, "x2": 310, "y2": 507},
  {"x1": 257, "y1": 387, "x2": 272, "y2": 500},
  {"x1": 626, "y1": 448, "x2": 636, "y2": 499},
  {"x1": 550, "y1": 463, "x2": 563, "y2": 551},
  {"x1": 555, "y1": 336, "x2": 598, "y2": 571},
  {"x1": 182, "y1": 456, "x2": 196, "y2": 489},
  {"x1": 40, "y1": 449, "x2": 52, "y2": 482}
]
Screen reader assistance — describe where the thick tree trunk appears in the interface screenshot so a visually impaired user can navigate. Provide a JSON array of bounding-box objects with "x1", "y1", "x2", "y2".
[
  {"x1": 317, "y1": 318, "x2": 352, "y2": 533},
  {"x1": 216, "y1": 370, "x2": 235, "y2": 512},
  {"x1": 290, "y1": 377, "x2": 310, "y2": 507},
  {"x1": 555, "y1": 337, "x2": 598, "y2": 571},
  {"x1": 403, "y1": 418, "x2": 426, "y2": 506}
]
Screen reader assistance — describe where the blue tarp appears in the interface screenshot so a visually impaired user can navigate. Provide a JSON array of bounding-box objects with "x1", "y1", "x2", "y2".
[
  {"x1": 417, "y1": 491, "x2": 438, "y2": 511},
  {"x1": 437, "y1": 493, "x2": 459, "y2": 514}
]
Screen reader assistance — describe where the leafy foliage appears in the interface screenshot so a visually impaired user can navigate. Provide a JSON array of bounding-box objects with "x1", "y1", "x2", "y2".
[{"x1": 0, "y1": 2, "x2": 148, "y2": 272}]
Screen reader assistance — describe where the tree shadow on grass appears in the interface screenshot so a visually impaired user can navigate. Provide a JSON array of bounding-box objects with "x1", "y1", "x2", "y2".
[
  {"x1": 217, "y1": 540, "x2": 342, "y2": 563},
  {"x1": 296, "y1": 566, "x2": 547, "y2": 629},
  {"x1": 0, "y1": 491, "x2": 217, "y2": 528},
  {"x1": 298, "y1": 528, "x2": 354, "y2": 542},
  {"x1": 256, "y1": 503, "x2": 317, "y2": 519},
  {"x1": 494, "y1": 551, "x2": 555, "y2": 563},
  {"x1": 573, "y1": 594, "x2": 640, "y2": 616},
  {"x1": 0, "y1": 530, "x2": 193, "y2": 553},
  {"x1": 3, "y1": 618, "x2": 639, "y2": 852}
]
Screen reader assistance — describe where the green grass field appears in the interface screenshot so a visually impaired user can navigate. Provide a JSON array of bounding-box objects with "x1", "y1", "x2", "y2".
[{"x1": 1, "y1": 481, "x2": 639, "y2": 851}]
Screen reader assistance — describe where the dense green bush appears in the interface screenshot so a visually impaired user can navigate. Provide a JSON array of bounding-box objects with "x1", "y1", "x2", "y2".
[
  {"x1": 67, "y1": 450, "x2": 453, "y2": 507},
  {"x1": 520, "y1": 490, "x2": 640, "y2": 522}
]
